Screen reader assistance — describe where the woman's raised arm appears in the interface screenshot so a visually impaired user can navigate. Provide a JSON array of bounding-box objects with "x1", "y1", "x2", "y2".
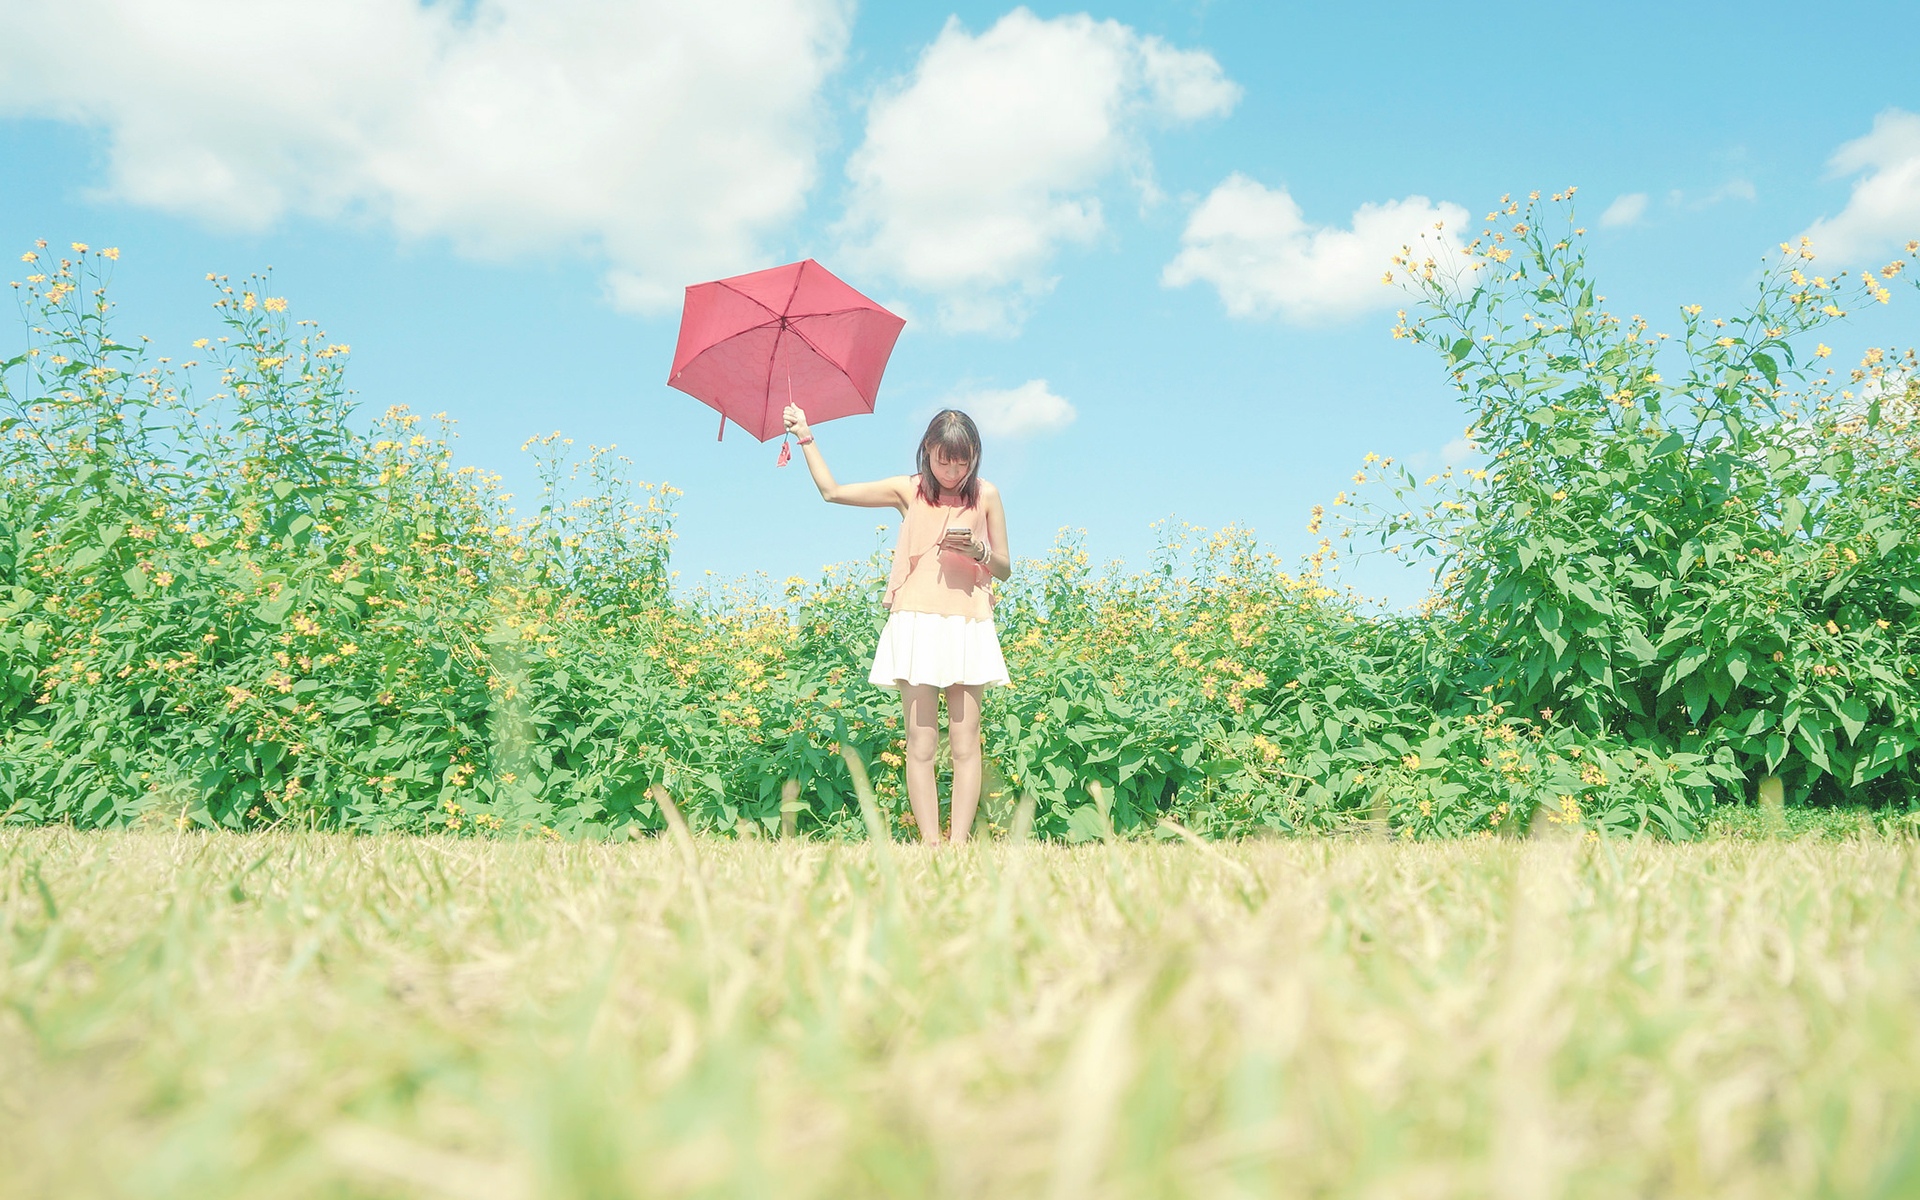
[{"x1": 784, "y1": 404, "x2": 911, "y2": 513}]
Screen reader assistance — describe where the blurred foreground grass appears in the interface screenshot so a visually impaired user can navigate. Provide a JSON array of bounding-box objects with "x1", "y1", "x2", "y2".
[{"x1": 5, "y1": 829, "x2": 1920, "y2": 1198}]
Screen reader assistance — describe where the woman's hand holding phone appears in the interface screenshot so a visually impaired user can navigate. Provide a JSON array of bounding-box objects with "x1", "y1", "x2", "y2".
[{"x1": 942, "y1": 526, "x2": 986, "y2": 563}]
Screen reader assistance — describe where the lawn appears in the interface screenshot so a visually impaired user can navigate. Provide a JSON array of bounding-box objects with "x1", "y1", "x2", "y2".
[{"x1": 4, "y1": 827, "x2": 1919, "y2": 1198}]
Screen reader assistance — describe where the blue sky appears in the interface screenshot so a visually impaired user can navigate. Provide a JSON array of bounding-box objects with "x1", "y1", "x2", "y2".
[{"x1": 4, "y1": 0, "x2": 1919, "y2": 606}]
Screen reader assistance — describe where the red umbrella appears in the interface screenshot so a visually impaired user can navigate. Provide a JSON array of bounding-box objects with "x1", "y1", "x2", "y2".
[{"x1": 667, "y1": 259, "x2": 906, "y2": 461}]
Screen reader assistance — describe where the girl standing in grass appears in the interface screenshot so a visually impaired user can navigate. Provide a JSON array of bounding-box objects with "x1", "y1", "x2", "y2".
[{"x1": 782, "y1": 404, "x2": 1011, "y2": 844}]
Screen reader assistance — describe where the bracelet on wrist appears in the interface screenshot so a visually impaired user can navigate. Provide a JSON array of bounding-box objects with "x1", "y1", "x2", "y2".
[{"x1": 796, "y1": 434, "x2": 814, "y2": 446}]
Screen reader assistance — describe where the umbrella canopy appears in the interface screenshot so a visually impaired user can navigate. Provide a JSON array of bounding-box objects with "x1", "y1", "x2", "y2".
[{"x1": 667, "y1": 259, "x2": 906, "y2": 443}]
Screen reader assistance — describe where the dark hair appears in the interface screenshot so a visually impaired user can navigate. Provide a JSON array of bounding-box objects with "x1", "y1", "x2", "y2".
[{"x1": 916, "y1": 409, "x2": 982, "y2": 507}]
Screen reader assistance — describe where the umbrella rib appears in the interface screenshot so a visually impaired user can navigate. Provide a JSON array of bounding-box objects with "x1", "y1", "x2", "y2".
[
  {"x1": 760, "y1": 324, "x2": 786, "y2": 440},
  {"x1": 786, "y1": 306, "x2": 887, "y2": 321},
  {"x1": 713, "y1": 280, "x2": 785, "y2": 321},
  {"x1": 783, "y1": 262, "x2": 808, "y2": 317}
]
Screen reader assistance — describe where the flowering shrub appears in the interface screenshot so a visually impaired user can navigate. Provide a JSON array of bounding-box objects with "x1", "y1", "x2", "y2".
[
  {"x1": 1363, "y1": 192, "x2": 1920, "y2": 812},
  {"x1": 2, "y1": 221, "x2": 1906, "y2": 840}
]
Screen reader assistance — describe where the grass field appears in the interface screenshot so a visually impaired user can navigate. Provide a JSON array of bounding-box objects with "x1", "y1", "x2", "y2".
[{"x1": 5, "y1": 827, "x2": 1920, "y2": 1199}]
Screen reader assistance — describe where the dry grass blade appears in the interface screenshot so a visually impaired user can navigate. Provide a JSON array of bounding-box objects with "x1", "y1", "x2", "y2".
[
  {"x1": 648, "y1": 783, "x2": 712, "y2": 949},
  {"x1": 838, "y1": 743, "x2": 897, "y2": 876}
]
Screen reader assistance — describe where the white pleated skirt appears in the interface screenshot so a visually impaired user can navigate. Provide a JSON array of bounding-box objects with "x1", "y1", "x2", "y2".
[{"x1": 868, "y1": 610, "x2": 1010, "y2": 690}]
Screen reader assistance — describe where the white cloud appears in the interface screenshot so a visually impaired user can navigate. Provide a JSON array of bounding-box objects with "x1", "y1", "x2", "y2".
[
  {"x1": 1802, "y1": 108, "x2": 1920, "y2": 265},
  {"x1": 0, "y1": 0, "x2": 852, "y2": 312},
  {"x1": 1706, "y1": 178, "x2": 1757, "y2": 204},
  {"x1": 1162, "y1": 175, "x2": 1469, "y2": 323},
  {"x1": 945, "y1": 379, "x2": 1076, "y2": 439},
  {"x1": 840, "y1": 8, "x2": 1238, "y2": 333},
  {"x1": 1599, "y1": 192, "x2": 1648, "y2": 227}
]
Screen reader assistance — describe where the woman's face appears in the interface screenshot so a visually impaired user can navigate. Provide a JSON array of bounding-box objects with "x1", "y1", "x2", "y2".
[{"x1": 928, "y1": 445, "x2": 972, "y2": 493}]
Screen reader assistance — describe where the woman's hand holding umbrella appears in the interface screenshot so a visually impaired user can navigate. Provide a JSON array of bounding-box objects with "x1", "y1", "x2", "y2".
[{"x1": 782, "y1": 403, "x2": 811, "y2": 443}]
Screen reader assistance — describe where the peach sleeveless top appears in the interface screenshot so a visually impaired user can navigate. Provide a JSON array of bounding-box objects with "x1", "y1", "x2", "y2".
[{"x1": 883, "y1": 476, "x2": 994, "y2": 620}]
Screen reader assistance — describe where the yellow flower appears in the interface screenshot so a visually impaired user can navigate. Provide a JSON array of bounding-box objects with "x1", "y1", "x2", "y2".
[
  {"x1": 1815, "y1": 344, "x2": 1831, "y2": 358},
  {"x1": 192, "y1": 338, "x2": 209, "y2": 350},
  {"x1": 19, "y1": 251, "x2": 36, "y2": 263},
  {"x1": 1822, "y1": 304, "x2": 1843, "y2": 317},
  {"x1": 340, "y1": 642, "x2": 358, "y2": 656},
  {"x1": 1552, "y1": 490, "x2": 1567, "y2": 501},
  {"x1": 1716, "y1": 337, "x2": 1736, "y2": 347},
  {"x1": 1683, "y1": 304, "x2": 1702, "y2": 316},
  {"x1": 70, "y1": 242, "x2": 88, "y2": 253},
  {"x1": 153, "y1": 571, "x2": 174, "y2": 587},
  {"x1": 263, "y1": 296, "x2": 287, "y2": 313},
  {"x1": 101, "y1": 247, "x2": 119, "y2": 261}
]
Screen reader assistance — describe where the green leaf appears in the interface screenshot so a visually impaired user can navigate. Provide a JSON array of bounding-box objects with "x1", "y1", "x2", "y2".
[
  {"x1": 1682, "y1": 672, "x2": 1709, "y2": 722},
  {"x1": 1793, "y1": 723, "x2": 1832, "y2": 773},
  {"x1": 1579, "y1": 648, "x2": 1607, "y2": 683},
  {"x1": 1836, "y1": 696, "x2": 1869, "y2": 744},
  {"x1": 1782, "y1": 497, "x2": 1807, "y2": 536},
  {"x1": 1622, "y1": 627, "x2": 1658, "y2": 663},
  {"x1": 122, "y1": 565, "x2": 149, "y2": 597},
  {"x1": 1065, "y1": 804, "x2": 1111, "y2": 844},
  {"x1": 1535, "y1": 607, "x2": 1569, "y2": 658},
  {"x1": 1662, "y1": 644, "x2": 1710, "y2": 693},
  {"x1": 1751, "y1": 352, "x2": 1778, "y2": 386},
  {"x1": 1725, "y1": 650, "x2": 1748, "y2": 687}
]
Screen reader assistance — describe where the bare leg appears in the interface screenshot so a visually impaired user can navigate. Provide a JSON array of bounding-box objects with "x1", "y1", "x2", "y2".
[
  {"x1": 945, "y1": 684, "x2": 985, "y2": 844},
  {"x1": 900, "y1": 684, "x2": 942, "y2": 844}
]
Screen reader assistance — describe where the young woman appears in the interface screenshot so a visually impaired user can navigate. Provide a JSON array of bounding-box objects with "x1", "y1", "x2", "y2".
[{"x1": 781, "y1": 404, "x2": 1011, "y2": 845}]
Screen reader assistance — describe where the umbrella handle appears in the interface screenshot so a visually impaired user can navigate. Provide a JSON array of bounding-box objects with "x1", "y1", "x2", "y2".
[
  {"x1": 775, "y1": 374, "x2": 794, "y2": 466},
  {"x1": 717, "y1": 410, "x2": 726, "y2": 441}
]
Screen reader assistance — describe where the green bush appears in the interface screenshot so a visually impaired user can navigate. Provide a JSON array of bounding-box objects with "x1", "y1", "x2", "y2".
[
  {"x1": 3, "y1": 215, "x2": 1911, "y2": 840},
  {"x1": 1363, "y1": 192, "x2": 1920, "y2": 811}
]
